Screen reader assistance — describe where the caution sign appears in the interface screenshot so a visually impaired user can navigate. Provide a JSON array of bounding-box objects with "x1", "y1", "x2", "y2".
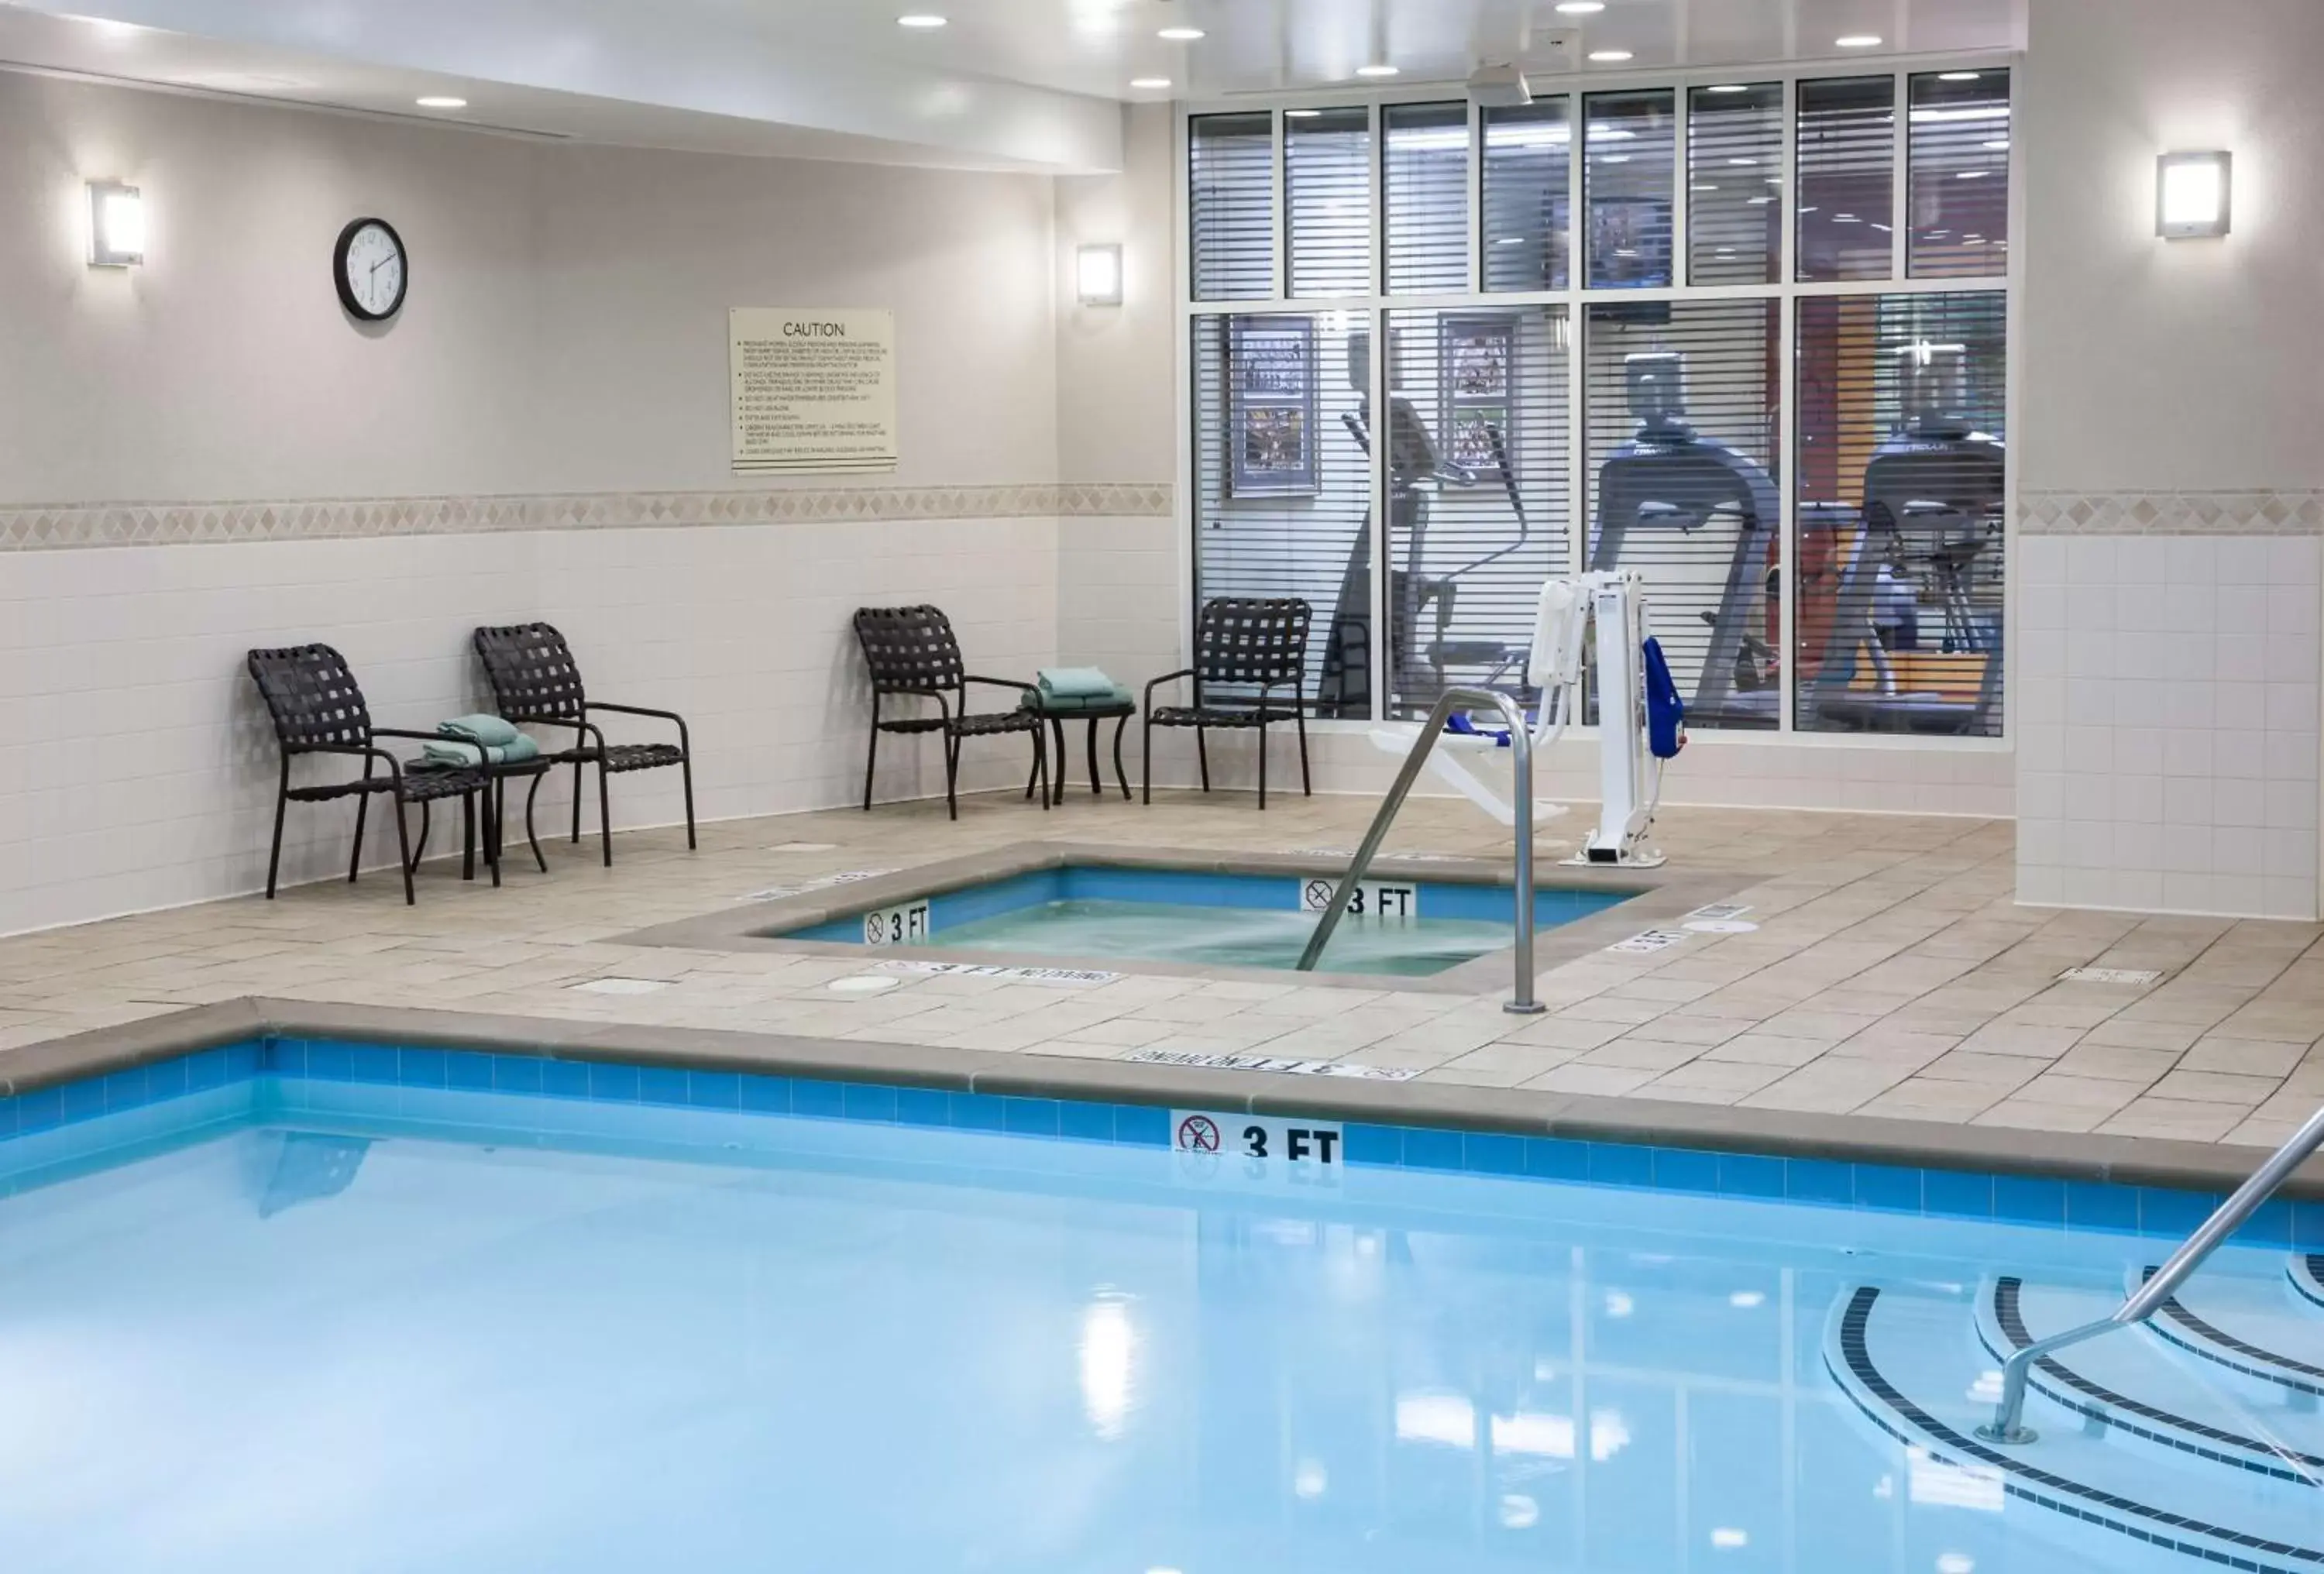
[
  {"x1": 860, "y1": 901, "x2": 930, "y2": 946},
  {"x1": 1299, "y1": 878, "x2": 1419, "y2": 920},
  {"x1": 1169, "y1": 1110, "x2": 1344, "y2": 1189}
]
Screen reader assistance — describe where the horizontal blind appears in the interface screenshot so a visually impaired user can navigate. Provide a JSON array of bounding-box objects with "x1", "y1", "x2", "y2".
[
  {"x1": 1584, "y1": 91, "x2": 1676, "y2": 290},
  {"x1": 1796, "y1": 77, "x2": 1895, "y2": 282},
  {"x1": 1584, "y1": 299, "x2": 1783, "y2": 730},
  {"x1": 1908, "y1": 69, "x2": 2012, "y2": 277},
  {"x1": 1189, "y1": 112, "x2": 1275, "y2": 301},
  {"x1": 1191, "y1": 312, "x2": 1373, "y2": 717},
  {"x1": 1482, "y1": 99, "x2": 1571, "y2": 293},
  {"x1": 1687, "y1": 83, "x2": 1783, "y2": 285},
  {"x1": 1383, "y1": 307, "x2": 1572, "y2": 720},
  {"x1": 1794, "y1": 291, "x2": 2006, "y2": 737},
  {"x1": 1287, "y1": 108, "x2": 1373, "y2": 298},
  {"x1": 1384, "y1": 102, "x2": 1471, "y2": 296}
]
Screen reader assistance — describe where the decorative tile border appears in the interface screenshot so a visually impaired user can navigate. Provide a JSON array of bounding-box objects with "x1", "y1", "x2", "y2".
[
  {"x1": 0, "y1": 482, "x2": 1174, "y2": 552},
  {"x1": 2020, "y1": 489, "x2": 2324, "y2": 535}
]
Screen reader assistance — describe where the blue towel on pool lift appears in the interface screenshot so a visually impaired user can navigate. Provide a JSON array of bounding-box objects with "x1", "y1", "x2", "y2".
[{"x1": 1643, "y1": 637, "x2": 1686, "y2": 759}]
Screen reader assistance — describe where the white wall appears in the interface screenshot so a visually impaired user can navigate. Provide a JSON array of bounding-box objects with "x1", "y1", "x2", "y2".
[
  {"x1": 0, "y1": 71, "x2": 1074, "y2": 934},
  {"x1": 2014, "y1": 0, "x2": 2324, "y2": 919}
]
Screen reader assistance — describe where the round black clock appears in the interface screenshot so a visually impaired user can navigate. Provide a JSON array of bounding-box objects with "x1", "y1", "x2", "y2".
[{"x1": 333, "y1": 218, "x2": 408, "y2": 321}]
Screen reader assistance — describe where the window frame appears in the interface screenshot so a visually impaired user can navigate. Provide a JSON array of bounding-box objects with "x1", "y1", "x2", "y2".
[{"x1": 1175, "y1": 56, "x2": 2020, "y2": 748}]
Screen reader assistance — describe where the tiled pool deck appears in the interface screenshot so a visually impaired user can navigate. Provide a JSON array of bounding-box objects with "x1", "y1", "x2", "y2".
[{"x1": 3, "y1": 789, "x2": 2321, "y2": 1191}]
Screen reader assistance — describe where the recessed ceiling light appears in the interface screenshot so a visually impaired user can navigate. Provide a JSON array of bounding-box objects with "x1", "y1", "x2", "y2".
[
  {"x1": 415, "y1": 95, "x2": 467, "y2": 109},
  {"x1": 1284, "y1": 108, "x2": 1322, "y2": 118},
  {"x1": 1588, "y1": 49, "x2": 1634, "y2": 63},
  {"x1": 1707, "y1": 84, "x2": 1751, "y2": 94},
  {"x1": 1940, "y1": 70, "x2": 1981, "y2": 81},
  {"x1": 1555, "y1": 1, "x2": 1606, "y2": 12},
  {"x1": 1356, "y1": 63, "x2": 1401, "y2": 77},
  {"x1": 1836, "y1": 34, "x2": 1883, "y2": 49},
  {"x1": 1129, "y1": 77, "x2": 1171, "y2": 90},
  {"x1": 897, "y1": 12, "x2": 947, "y2": 27},
  {"x1": 1157, "y1": 26, "x2": 1205, "y2": 41}
]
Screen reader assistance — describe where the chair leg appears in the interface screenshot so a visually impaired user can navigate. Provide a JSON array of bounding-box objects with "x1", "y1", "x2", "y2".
[
  {"x1": 1196, "y1": 723, "x2": 1211, "y2": 792},
  {"x1": 1037, "y1": 727, "x2": 1050, "y2": 812},
  {"x1": 524, "y1": 773, "x2": 548, "y2": 874},
  {"x1": 571, "y1": 759, "x2": 584, "y2": 844},
  {"x1": 944, "y1": 731, "x2": 961, "y2": 822},
  {"x1": 412, "y1": 801, "x2": 432, "y2": 873},
  {"x1": 348, "y1": 758, "x2": 373, "y2": 883},
  {"x1": 265, "y1": 769, "x2": 290, "y2": 900},
  {"x1": 862, "y1": 711, "x2": 880, "y2": 812},
  {"x1": 596, "y1": 762, "x2": 614, "y2": 868},
  {"x1": 679, "y1": 756, "x2": 697, "y2": 851},
  {"x1": 1297, "y1": 707, "x2": 1313, "y2": 796},
  {"x1": 392, "y1": 796, "x2": 416, "y2": 906},
  {"x1": 1142, "y1": 718, "x2": 1154, "y2": 806},
  {"x1": 462, "y1": 793, "x2": 477, "y2": 883},
  {"x1": 1085, "y1": 719, "x2": 1102, "y2": 799},
  {"x1": 1258, "y1": 720, "x2": 1269, "y2": 812},
  {"x1": 1112, "y1": 715, "x2": 1133, "y2": 800}
]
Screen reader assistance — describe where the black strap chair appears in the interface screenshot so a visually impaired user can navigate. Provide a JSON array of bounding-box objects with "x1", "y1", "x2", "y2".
[
  {"x1": 246, "y1": 644, "x2": 488, "y2": 905},
  {"x1": 853, "y1": 605, "x2": 1047, "y2": 821},
  {"x1": 472, "y1": 623, "x2": 695, "y2": 868},
  {"x1": 1144, "y1": 597, "x2": 1314, "y2": 810}
]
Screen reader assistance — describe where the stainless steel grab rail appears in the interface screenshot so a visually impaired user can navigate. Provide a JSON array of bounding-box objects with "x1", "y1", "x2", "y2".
[
  {"x1": 1978, "y1": 1098, "x2": 2324, "y2": 1445},
  {"x1": 1294, "y1": 689, "x2": 1549, "y2": 1016}
]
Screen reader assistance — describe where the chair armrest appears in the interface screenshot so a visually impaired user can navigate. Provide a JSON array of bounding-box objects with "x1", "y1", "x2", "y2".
[
  {"x1": 585, "y1": 700, "x2": 690, "y2": 753},
  {"x1": 963, "y1": 675, "x2": 1040, "y2": 701},
  {"x1": 1143, "y1": 668, "x2": 1195, "y2": 706},
  {"x1": 370, "y1": 727, "x2": 448, "y2": 745}
]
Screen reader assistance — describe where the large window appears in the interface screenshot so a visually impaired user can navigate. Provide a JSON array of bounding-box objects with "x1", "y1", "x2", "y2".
[{"x1": 1185, "y1": 70, "x2": 2013, "y2": 740}]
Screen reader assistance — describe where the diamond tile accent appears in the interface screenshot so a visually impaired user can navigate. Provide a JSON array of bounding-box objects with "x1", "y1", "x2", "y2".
[{"x1": 2020, "y1": 490, "x2": 2324, "y2": 536}]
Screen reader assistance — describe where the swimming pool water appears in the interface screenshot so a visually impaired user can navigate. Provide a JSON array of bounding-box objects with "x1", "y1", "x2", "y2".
[
  {"x1": 932, "y1": 896, "x2": 1520, "y2": 975},
  {"x1": 0, "y1": 1052, "x2": 2283, "y2": 1574}
]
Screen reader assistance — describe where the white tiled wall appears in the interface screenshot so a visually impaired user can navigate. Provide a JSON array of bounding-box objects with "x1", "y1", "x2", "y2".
[
  {"x1": 2016, "y1": 534, "x2": 2323, "y2": 919},
  {"x1": 0, "y1": 517, "x2": 1060, "y2": 935}
]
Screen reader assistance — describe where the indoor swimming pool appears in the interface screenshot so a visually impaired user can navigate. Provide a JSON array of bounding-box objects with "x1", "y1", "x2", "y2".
[
  {"x1": 767, "y1": 863, "x2": 1635, "y2": 977},
  {"x1": 0, "y1": 1040, "x2": 2314, "y2": 1573}
]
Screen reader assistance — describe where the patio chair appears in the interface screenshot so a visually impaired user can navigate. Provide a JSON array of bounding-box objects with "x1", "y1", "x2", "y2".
[
  {"x1": 1143, "y1": 597, "x2": 1314, "y2": 810},
  {"x1": 472, "y1": 623, "x2": 695, "y2": 868},
  {"x1": 852, "y1": 605, "x2": 1048, "y2": 821},
  {"x1": 246, "y1": 644, "x2": 488, "y2": 905}
]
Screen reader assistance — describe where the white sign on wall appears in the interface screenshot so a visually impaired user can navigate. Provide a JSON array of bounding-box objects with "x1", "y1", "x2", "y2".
[
  {"x1": 729, "y1": 307, "x2": 897, "y2": 475},
  {"x1": 1299, "y1": 877, "x2": 1420, "y2": 919}
]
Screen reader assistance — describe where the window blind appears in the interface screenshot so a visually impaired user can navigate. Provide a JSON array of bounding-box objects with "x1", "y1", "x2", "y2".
[
  {"x1": 1384, "y1": 102, "x2": 1471, "y2": 296},
  {"x1": 1687, "y1": 83, "x2": 1783, "y2": 285},
  {"x1": 1796, "y1": 77, "x2": 1895, "y2": 282},
  {"x1": 1584, "y1": 91, "x2": 1676, "y2": 290},
  {"x1": 1190, "y1": 112, "x2": 1275, "y2": 301},
  {"x1": 1287, "y1": 108, "x2": 1373, "y2": 298},
  {"x1": 1908, "y1": 70, "x2": 2011, "y2": 277},
  {"x1": 1481, "y1": 99, "x2": 1572, "y2": 293}
]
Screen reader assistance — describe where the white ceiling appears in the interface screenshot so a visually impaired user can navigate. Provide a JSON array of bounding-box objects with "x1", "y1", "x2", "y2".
[{"x1": 0, "y1": 0, "x2": 2026, "y2": 171}]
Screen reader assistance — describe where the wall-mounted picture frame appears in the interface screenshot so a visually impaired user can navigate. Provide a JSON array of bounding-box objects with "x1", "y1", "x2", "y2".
[
  {"x1": 1439, "y1": 314, "x2": 1518, "y2": 479},
  {"x1": 1228, "y1": 315, "x2": 1320, "y2": 497}
]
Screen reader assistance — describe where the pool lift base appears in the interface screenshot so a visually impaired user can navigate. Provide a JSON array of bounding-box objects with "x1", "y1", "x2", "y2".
[{"x1": 1556, "y1": 572, "x2": 1667, "y2": 871}]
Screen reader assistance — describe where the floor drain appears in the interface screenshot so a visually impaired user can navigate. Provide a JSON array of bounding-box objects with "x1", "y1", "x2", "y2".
[{"x1": 828, "y1": 974, "x2": 902, "y2": 995}]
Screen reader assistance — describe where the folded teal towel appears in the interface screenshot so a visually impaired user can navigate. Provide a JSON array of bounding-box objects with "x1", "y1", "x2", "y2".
[
  {"x1": 1038, "y1": 667, "x2": 1117, "y2": 700},
  {"x1": 424, "y1": 732, "x2": 541, "y2": 768},
  {"x1": 1022, "y1": 685, "x2": 1133, "y2": 713},
  {"x1": 439, "y1": 713, "x2": 521, "y2": 749}
]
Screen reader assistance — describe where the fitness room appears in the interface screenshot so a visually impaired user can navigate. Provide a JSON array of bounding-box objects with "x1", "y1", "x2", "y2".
[{"x1": 1, "y1": 2, "x2": 2321, "y2": 1570}]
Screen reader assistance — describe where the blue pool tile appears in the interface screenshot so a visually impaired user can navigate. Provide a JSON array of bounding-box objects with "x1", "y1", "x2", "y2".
[
  {"x1": 1113, "y1": 1104, "x2": 1170, "y2": 1148},
  {"x1": 15, "y1": 1087, "x2": 61, "y2": 1135},
  {"x1": 101, "y1": 1066, "x2": 150, "y2": 1114},
  {"x1": 1854, "y1": 1164, "x2": 1923, "y2": 1214},
  {"x1": 1525, "y1": 1137, "x2": 1589, "y2": 1180},
  {"x1": 223, "y1": 1041, "x2": 263, "y2": 1081},
  {"x1": 1344, "y1": 1122, "x2": 1403, "y2": 1167},
  {"x1": 896, "y1": 1086, "x2": 951, "y2": 1129},
  {"x1": 844, "y1": 1084, "x2": 899, "y2": 1124},
  {"x1": 1058, "y1": 1100, "x2": 1115, "y2": 1143},
  {"x1": 1787, "y1": 1160, "x2": 1857, "y2": 1208},
  {"x1": 539, "y1": 1059, "x2": 591, "y2": 1100},
  {"x1": 687, "y1": 1071, "x2": 741, "y2": 1112},
  {"x1": 1651, "y1": 1146, "x2": 1721, "y2": 1195},
  {"x1": 951, "y1": 1092, "x2": 1008, "y2": 1132},
  {"x1": 792, "y1": 1079, "x2": 845, "y2": 1119},
  {"x1": 636, "y1": 1066, "x2": 692, "y2": 1108},
  {"x1": 1923, "y1": 1168, "x2": 1994, "y2": 1221},
  {"x1": 444, "y1": 1052, "x2": 496, "y2": 1092},
  {"x1": 1463, "y1": 1132, "x2": 1525, "y2": 1177},
  {"x1": 1402, "y1": 1126, "x2": 1464, "y2": 1173},
  {"x1": 346, "y1": 1043, "x2": 401, "y2": 1084},
  {"x1": 1003, "y1": 1097, "x2": 1061, "y2": 1136},
  {"x1": 737, "y1": 1074, "x2": 791, "y2": 1115},
  {"x1": 2064, "y1": 1180, "x2": 2139, "y2": 1233},
  {"x1": 185, "y1": 1048, "x2": 229, "y2": 1092},
  {"x1": 263, "y1": 1038, "x2": 304, "y2": 1075},
  {"x1": 2140, "y1": 1187, "x2": 2219, "y2": 1238},
  {"x1": 586, "y1": 1062, "x2": 641, "y2": 1104},
  {"x1": 1587, "y1": 1142, "x2": 1655, "y2": 1189},
  {"x1": 0, "y1": 1098, "x2": 16, "y2": 1139},
  {"x1": 1717, "y1": 1153, "x2": 1786, "y2": 1200},
  {"x1": 399, "y1": 1049, "x2": 448, "y2": 1090},
  {"x1": 493, "y1": 1057, "x2": 545, "y2": 1096},
  {"x1": 60, "y1": 1077, "x2": 105, "y2": 1125},
  {"x1": 300, "y1": 1040, "x2": 349, "y2": 1081},
  {"x1": 146, "y1": 1057, "x2": 188, "y2": 1101},
  {"x1": 2240, "y1": 1199, "x2": 2295, "y2": 1249},
  {"x1": 1992, "y1": 1174, "x2": 2065, "y2": 1229}
]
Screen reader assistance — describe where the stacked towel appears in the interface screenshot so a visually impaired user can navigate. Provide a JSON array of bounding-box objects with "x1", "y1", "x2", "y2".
[
  {"x1": 425, "y1": 714, "x2": 541, "y2": 768},
  {"x1": 1023, "y1": 669, "x2": 1133, "y2": 713}
]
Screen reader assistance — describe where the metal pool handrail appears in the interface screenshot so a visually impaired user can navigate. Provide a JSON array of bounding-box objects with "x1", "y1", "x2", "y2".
[
  {"x1": 1294, "y1": 688, "x2": 1549, "y2": 1016},
  {"x1": 1978, "y1": 1098, "x2": 2324, "y2": 1445}
]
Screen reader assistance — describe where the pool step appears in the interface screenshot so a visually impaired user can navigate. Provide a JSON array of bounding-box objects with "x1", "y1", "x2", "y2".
[
  {"x1": 1827, "y1": 1281, "x2": 2324, "y2": 1574},
  {"x1": 1976, "y1": 1276, "x2": 2324, "y2": 1486},
  {"x1": 2139, "y1": 1264, "x2": 2324, "y2": 1410},
  {"x1": 2295, "y1": 1254, "x2": 2324, "y2": 1313}
]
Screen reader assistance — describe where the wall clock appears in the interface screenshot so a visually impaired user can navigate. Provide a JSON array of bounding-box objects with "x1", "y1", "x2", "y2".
[{"x1": 334, "y1": 218, "x2": 407, "y2": 321}]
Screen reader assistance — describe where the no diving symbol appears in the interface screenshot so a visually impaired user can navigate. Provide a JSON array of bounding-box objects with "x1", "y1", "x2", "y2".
[
  {"x1": 1176, "y1": 1115, "x2": 1222, "y2": 1153},
  {"x1": 1303, "y1": 879, "x2": 1335, "y2": 911}
]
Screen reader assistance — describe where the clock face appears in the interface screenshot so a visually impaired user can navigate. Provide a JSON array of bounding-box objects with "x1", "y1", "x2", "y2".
[{"x1": 334, "y1": 218, "x2": 407, "y2": 321}]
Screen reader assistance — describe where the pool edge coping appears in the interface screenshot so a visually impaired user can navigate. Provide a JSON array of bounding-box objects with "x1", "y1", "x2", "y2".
[{"x1": 9, "y1": 997, "x2": 2319, "y2": 1200}]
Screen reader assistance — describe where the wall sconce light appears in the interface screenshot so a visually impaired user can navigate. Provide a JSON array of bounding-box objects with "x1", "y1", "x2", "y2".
[
  {"x1": 1076, "y1": 242, "x2": 1124, "y2": 307},
  {"x1": 2156, "y1": 151, "x2": 2231, "y2": 239},
  {"x1": 88, "y1": 180, "x2": 146, "y2": 266}
]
